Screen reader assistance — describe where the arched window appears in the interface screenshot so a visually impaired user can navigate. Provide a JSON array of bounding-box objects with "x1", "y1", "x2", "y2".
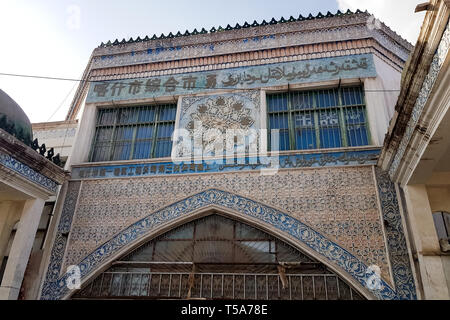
[{"x1": 73, "y1": 214, "x2": 365, "y2": 300}]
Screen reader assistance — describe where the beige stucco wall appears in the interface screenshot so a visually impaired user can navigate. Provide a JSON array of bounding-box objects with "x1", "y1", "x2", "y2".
[
  {"x1": 32, "y1": 121, "x2": 78, "y2": 164},
  {"x1": 427, "y1": 185, "x2": 450, "y2": 213},
  {"x1": 364, "y1": 55, "x2": 402, "y2": 147}
]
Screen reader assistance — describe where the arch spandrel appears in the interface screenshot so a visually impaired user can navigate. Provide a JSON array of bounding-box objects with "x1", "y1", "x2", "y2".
[
  {"x1": 41, "y1": 188, "x2": 399, "y2": 300},
  {"x1": 62, "y1": 167, "x2": 391, "y2": 280}
]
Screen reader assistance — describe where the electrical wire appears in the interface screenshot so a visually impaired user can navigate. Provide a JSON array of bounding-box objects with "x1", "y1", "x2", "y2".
[
  {"x1": 46, "y1": 81, "x2": 78, "y2": 122},
  {"x1": 0, "y1": 72, "x2": 401, "y2": 92}
]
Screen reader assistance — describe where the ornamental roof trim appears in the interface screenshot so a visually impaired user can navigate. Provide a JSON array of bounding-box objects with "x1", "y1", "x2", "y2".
[{"x1": 98, "y1": 9, "x2": 412, "y2": 52}]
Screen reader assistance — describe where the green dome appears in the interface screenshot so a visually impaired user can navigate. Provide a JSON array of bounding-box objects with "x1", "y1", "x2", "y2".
[{"x1": 0, "y1": 89, "x2": 33, "y2": 146}]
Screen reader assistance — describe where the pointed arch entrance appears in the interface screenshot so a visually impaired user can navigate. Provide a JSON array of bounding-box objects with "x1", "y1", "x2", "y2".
[{"x1": 72, "y1": 213, "x2": 365, "y2": 300}]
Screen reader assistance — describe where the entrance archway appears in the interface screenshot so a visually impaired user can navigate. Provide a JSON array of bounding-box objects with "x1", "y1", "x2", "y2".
[{"x1": 72, "y1": 214, "x2": 365, "y2": 300}]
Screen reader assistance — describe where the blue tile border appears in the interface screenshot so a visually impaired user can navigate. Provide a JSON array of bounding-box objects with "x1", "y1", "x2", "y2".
[
  {"x1": 389, "y1": 21, "x2": 450, "y2": 177},
  {"x1": 71, "y1": 149, "x2": 380, "y2": 180},
  {"x1": 375, "y1": 168, "x2": 417, "y2": 299},
  {"x1": 0, "y1": 151, "x2": 58, "y2": 193}
]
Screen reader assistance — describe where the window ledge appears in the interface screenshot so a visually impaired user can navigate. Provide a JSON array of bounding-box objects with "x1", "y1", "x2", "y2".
[{"x1": 71, "y1": 146, "x2": 381, "y2": 168}]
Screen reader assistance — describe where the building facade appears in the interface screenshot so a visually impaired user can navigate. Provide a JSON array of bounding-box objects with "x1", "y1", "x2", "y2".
[{"x1": 34, "y1": 9, "x2": 421, "y2": 300}]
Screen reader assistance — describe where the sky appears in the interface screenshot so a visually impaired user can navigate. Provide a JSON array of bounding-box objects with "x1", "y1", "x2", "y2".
[{"x1": 0, "y1": 0, "x2": 425, "y2": 123}]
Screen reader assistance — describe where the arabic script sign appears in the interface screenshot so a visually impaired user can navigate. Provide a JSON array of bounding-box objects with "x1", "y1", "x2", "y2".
[{"x1": 86, "y1": 54, "x2": 376, "y2": 103}]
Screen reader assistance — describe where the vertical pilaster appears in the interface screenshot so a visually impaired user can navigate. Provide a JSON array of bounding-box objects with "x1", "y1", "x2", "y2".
[
  {"x1": 363, "y1": 78, "x2": 388, "y2": 147},
  {"x1": 0, "y1": 198, "x2": 45, "y2": 300},
  {"x1": 403, "y1": 184, "x2": 450, "y2": 299},
  {"x1": 0, "y1": 201, "x2": 23, "y2": 267}
]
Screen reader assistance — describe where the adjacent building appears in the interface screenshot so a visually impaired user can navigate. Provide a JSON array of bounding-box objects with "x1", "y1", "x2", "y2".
[
  {"x1": 32, "y1": 120, "x2": 78, "y2": 170},
  {"x1": 0, "y1": 89, "x2": 66, "y2": 300},
  {"x1": 379, "y1": 0, "x2": 450, "y2": 299}
]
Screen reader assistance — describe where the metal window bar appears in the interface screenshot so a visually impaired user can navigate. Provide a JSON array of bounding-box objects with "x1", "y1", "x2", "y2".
[
  {"x1": 138, "y1": 274, "x2": 143, "y2": 297},
  {"x1": 98, "y1": 273, "x2": 105, "y2": 296},
  {"x1": 211, "y1": 275, "x2": 214, "y2": 298},
  {"x1": 90, "y1": 104, "x2": 176, "y2": 162},
  {"x1": 289, "y1": 276, "x2": 292, "y2": 300},
  {"x1": 221, "y1": 275, "x2": 224, "y2": 298},
  {"x1": 117, "y1": 274, "x2": 123, "y2": 296},
  {"x1": 336, "y1": 276, "x2": 341, "y2": 300},
  {"x1": 108, "y1": 272, "x2": 114, "y2": 296},
  {"x1": 300, "y1": 275, "x2": 304, "y2": 300},
  {"x1": 267, "y1": 86, "x2": 368, "y2": 152},
  {"x1": 74, "y1": 272, "x2": 364, "y2": 300},
  {"x1": 312, "y1": 276, "x2": 316, "y2": 300}
]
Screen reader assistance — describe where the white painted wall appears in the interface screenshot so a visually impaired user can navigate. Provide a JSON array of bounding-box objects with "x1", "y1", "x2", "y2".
[
  {"x1": 364, "y1": 56, "x2": 402, "y2": 146},
  {"x1": 66, "y1": 103, "x2": 97, "y2": 167}
]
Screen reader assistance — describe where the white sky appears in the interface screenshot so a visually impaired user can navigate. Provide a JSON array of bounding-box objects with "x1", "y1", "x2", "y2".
[
  {"x1": 337, "y1": 0, "x2": 426, "y2": 45},
  {"x1": 0, "y1": 0, "x2": 425, "y2": 124}
]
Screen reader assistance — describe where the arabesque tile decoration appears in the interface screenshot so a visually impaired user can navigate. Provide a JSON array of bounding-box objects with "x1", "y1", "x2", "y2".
[
  {"x1": 389, "y1": 21, "x2": 450, "y2": 177},
  {"x1": 177, "y1": 91, "x2": 260, "y2": 156},
  {"x1": 41, "y1": 164, "x2": 416, "y2": 300},
  {"x1": 375, "y1": 168, "x2": 416, "y2": 299},
  {"x1": 0, "y1": 151, "x2": 58, "y2": 193}
]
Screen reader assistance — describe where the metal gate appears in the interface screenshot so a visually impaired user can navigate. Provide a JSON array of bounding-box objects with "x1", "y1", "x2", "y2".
[
  {"x1": 72, "y1": 214, "x2": 365, "y2": 300},
  {"x1": 74, "y1": 271, "x2": 362, "y2": 300}
]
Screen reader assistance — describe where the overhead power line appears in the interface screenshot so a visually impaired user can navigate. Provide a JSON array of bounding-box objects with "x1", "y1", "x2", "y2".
[{"x1": 0, "y1": 72, "x2": 401, "y2": 92}]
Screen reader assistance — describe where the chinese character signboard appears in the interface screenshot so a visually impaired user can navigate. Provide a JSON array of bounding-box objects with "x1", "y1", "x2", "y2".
[{"x1": 86, "y1": 54, "x2": 376, "y2": 103}]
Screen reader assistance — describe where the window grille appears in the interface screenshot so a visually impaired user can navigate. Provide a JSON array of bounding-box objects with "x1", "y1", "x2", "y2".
[
  {"x1": 267, "y1": 86, "x2": 370, "y2": 151},
  {"x1": 90, "y1": 104, "x2": 177, "y2": 162},
  {"x1": 73, "y1": 215, "x2": 365, "y2": 300}
]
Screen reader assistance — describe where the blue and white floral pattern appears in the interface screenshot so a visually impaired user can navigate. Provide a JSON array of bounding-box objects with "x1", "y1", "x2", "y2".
[
  {"x1": 0, "y1": 151, "x2": 58, "y2": 192},
  {"x1": 390, "y1": 21, "x2": 450, "y2": 177},
  {"x1": 375, "y1": 168, "x2": 416, "y2": 299}
]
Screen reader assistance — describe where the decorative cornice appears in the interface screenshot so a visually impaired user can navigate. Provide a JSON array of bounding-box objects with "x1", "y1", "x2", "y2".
[
  {"x1": 97, "y1": 10, "x2": 411, "y2": 53},
  {"x1": 66, "y1": 10, "x2": 412, "y2": 121},
  {"x1": 379, "y1": 0, "x2": 450, "y2": 180},
  {"x1": 391, "y1": 21, "x2": 450, "y2": 182},
  {"x1": 0, "y1": 128, "x2": 67, "y2": 185},
  {"x1": 91, "y1": 23, "x2": 411, "y2": 70},
  {"x1": 0, "y1": 152, "x2": 59, "y2": 193},
  {"x1": 88, "y1": 40, "x2": 405, "y2": 83}
]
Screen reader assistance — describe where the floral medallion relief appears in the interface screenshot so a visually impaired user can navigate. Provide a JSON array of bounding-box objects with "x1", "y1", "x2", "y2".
[{"x1": 177, "y1": 91, "x2": 261, "y2": 158}]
